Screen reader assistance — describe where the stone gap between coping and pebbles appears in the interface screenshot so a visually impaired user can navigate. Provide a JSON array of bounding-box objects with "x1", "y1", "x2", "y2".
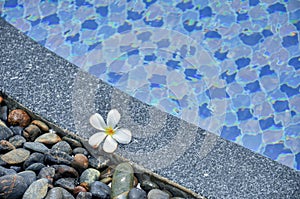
[{"x1": 0, "y1": 95, "x2": 189, "y2": 199}]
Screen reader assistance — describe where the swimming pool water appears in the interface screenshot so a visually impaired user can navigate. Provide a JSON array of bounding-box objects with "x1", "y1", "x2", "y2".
[{"x1": 0, "y1": 0, "x2": 299, "y2": 170}]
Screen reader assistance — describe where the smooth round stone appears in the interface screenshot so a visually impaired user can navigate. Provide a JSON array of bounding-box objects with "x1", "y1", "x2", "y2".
[
  {"x1": 18, "y1": 170, "x2": 37, "y2": 187},
  {"x1": 0, "y1": 105, "x2": 8, "y2": 121},
  {"x1": 35, "y1": 133, "x2": 61, "y2": 145},
  {"x1": 0, "y1": 174, "x2": 28, "y2": 199},
  {"x1": 128, "y1": 188, "x2": 147, "y2": 199},
  {"x1": 23, "y1": 152, "x2": 44, "y2": 169},
  {"x1": 8, "y1": 109, "x2": 31, "y2": 127},
  {"x1": 22, "y1": 178, "x2": 49, "y2": 199},
  {"x1": 52, "y1": 141, "x2": 72, "y2": 154},
  {"x1": 31, "y1": 120, "x2": 49, "y2": 132},
  {"x1": 89, "y1": 156, "x2": 110, "y2": 170},
  {"x1": 44, "y1": 150, "x2": 74, "y2": 165},
  {"x1": 1, "y1": 148, "x2": 30, "y2": 164},
  {"x1": 76, "y1": 192, "x2": 93, "y2": 199},
  {"x1": 72, "y1": 154, "x2": 89, "y2": 171},
  {"x1": 73, "y1": 147, "x2": 89, "y2": 156},
  {"x1": 0, "y1": 165, "x2": 17, "y2": 176},
  {"x1": 62, "y1": 136, "x2": 82, "y2": 148},
  {"x1": 52, "y1": 164, "x2": 79, "y2": 179},
  {"x1": 0, "y1": 140, "x2": 15, "y2": 152},
  {"x1": 111, "y1": 163, "x2": 134, "y2": 199},
  {"x1": 0, "y1": 120, "x2": 13, "y2": 140},
  {"x1": 9, "y1": 135, "x2": 26, "y2": 148},
  {"x1": 38, "y1": 167, "x2": 55, "y2": 184},
  {"x1": 147, "y1": 189, "x2": 170, "y2": 199},
  {"x1": 54, "y1": 178, "x2": 76, "y2": 192},
  {"x1": 10, "y1": 166, "x2": 21, "y2": 172},
  {"x1": 73, "y1": 186, "x2": 87, "y2": 195},
  {"x1": 141, "y1": 180, "x2": 159, "y2": 192},
  {"x1": 24, "y1": 142, "x2": 49, "y2": 153},
  {"x1": 10, "y1": 126, "x2": 23, "y2": 136},
  {"x1": 45, "y1": 187, "x2": 75, "y2": 199},
  {"x1": 79, "y1": 168, "x2": 100, "y2": 189},
  {"x1": 25, "y1": 163, "x2": 45, "y2": 173},
  {"x1": 23, "y1": 125, "x2": 41, "y2": 141},
  {"x1": 90, "y1": 181, "x2": 111, "y2": 199}
]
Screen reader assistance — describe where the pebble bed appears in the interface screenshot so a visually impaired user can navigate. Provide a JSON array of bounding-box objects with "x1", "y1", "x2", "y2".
[{"x1": 0, "y1": 95, "x2": 193, "y2": 199}]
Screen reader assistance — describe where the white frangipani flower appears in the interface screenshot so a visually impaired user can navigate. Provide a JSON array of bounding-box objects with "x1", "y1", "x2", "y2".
[{"x1": 88, "y1": 109, "x2": 132, "y2": 153}]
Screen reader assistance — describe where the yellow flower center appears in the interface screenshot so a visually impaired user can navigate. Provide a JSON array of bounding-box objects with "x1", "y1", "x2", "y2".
[{"x1": 105, "y1": 127, "x2": 115, "y2": 136}]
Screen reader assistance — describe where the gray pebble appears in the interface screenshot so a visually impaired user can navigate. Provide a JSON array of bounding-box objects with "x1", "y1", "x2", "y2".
[
  {"x1": 90, "y1": 181, "x2": 111, "y2": 199},
  {"x1": 23, "y1": 152, "x2": 44, "y2": 169},
  {"x1": 51, "y1": 141, "x2": 72, "y2": 154},
  {"x1": 0, "y1": 174, "x2": 27, "y2": 199},
  {"x1": 24, "y1": 142, "x2": 49, "y2": 153},
  {"x1": 147, "y1": 189, "x2": 170, "y2": 199},
  {"x1": 18, "y1": 170, "x2": 36, "y2": 187},
  {"x1": 22, "y1": 178, "x2": 49, "y2": 199},
  {"x1": 9, "y1": 135, "x2": 26, "y2": 148},
  {"x1": 128, "y1": 188, "x2": 147, "y2": 199}
]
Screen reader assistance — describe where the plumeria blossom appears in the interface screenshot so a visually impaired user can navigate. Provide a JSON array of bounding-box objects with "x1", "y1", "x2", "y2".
[{"x1": 88, "y1": 109, "x2": 132, "y2": 153}]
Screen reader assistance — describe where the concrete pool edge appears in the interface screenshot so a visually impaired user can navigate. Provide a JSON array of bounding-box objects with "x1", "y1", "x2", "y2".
[{"x1": 0, "y1": 17, "x2": 299, "y2": 199}]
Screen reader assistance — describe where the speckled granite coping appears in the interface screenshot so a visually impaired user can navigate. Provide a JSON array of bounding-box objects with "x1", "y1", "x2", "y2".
[{"x1": 0, "y1": 18, "x2": 299, "y2": 199}]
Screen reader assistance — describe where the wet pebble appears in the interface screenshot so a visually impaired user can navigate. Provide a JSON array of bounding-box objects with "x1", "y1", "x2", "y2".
[
  {"x1": 52, "y1": 164, "x2": 79, "y2": 179},
  {"x1": 31, "y1": 120, "x2": 49, "y2": 132},
  {"x1": 76, "y1": 191, "x2": 93, "y2": 199},
  {"x1": 22, "y1": 178, "x2": 49, "y2": 199},
  {"x1": 23, "y1": 152, "x2": 44, "y2": 169},
  {"x1": 73, "y1": 147, "x2": 89, "y2": 156},
  {"x1": 141, "y1": 180, "x2": 159, "y2": 192},
  {"x1": 24, "y1": 141, "x2": 49, "y2": 153},
  {"x1": 128, "y1": 188, "x2": 147, "y2": 199},
  {"x1": 23, "y1": 124, "x2": 41, "y2": 141},
  {"x1": 79, "y1": 168, "x2": 100, "y2": 189},
  {"x1": 62, "y1": 136, "x2": 82, "y2": 148},
  {"x1": 25, "y1": 163, "x2": 45, "y2": 173},
  {"x1": 111, "y1": 162, "x2": 134, "y2": 199},
  {"x1": 52, "y1": 141, "x2": 72, "y2": 154},
  {"x1": 35, "y1": 132, "x2": 61, "y2": 144},
  {"x1": 0, "y1": 120, "x2": 13, "y2": 140},
  {"x1": 0, "y1": 174, "x2": 28, "y2": 199},
  {"x1": 0, "y1": 165, "x2": 17, "y2": 176},
  {"x1": 9, "y1": 135, "x2": 26, "y2": 148},
  {"x1": 0, "y1": 105, "x2": 8, "y2": 121},
  {"x1": 89, "y1": 156, "x2": 110, "y2": 170},
  {"x1": 0, "y1": 140, "x2": 15, "y2": 152},
  {"x1": 54, "y1": 177, "x2": 76, "y2": 192},
  {"x1": 44, "y1": 150, "x2": 74, "y2": 165},
  {"x1": 1, "y1": 148, "x2": 30, "y2": 164},
  {"x1": 72, "y1": 154, "x2": 89, "y2": 171},
  {"x1": 90, "y1": 181, "x2": 111, "y2": 199},
  {"x1": 8, "y1": 109, "x2": 31, "y2": 127},
  {"x1": 147, "y1": 189, "x2": 170, "y2": 199},
  {"x1": 18, "y1": 170, "x2": 37, "y2": 187}
]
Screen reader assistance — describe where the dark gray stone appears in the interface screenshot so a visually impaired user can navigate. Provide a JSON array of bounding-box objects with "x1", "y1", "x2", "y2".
[
  {"x1": 52, "y1": 164, "x2": 79, "y2": 180},
  {"x1": 23, "y1": 152, "x2": 44, "y2": 169},
  {"x1": 89, "y1": 156, "x2": 110, "y2": 170},
  {"x1": 80, "y1": 168, "x2": 100, "y2": 188},
  {"x1": 90, "y1": 181, "x2": 111, "y2": 199},
  {"x1": 18, "y1": 170, "x2": 37, "y2": 187},
  {"x1": 44, "y1": 150, "x2": 74, "y2": 165},
  {"x1": 76, "y1": 192, "x2": 93, "y2": 199},
  {"x1": 25, "y1": 163, "x2": 46, "y2": 173},
  {"x1": 73, "y1": 147, "x2": 89, "y2": 156},
  {"x1": 23, "y1": 124, "x2": 41, "y2": 141},
  {"x1": 54, "y1": 178, "x2": 76, "y2": 192},
  {"x1": 9, "y1": 135, "x2": 26, "y2": 148},
  {"x1": 0, "y1": 120, "x2": 13, "y2": 140},
  {"x1": 45, "y1": 187, "x2": 75, "y2": 199},
  {"x1": 128, "y1": 188, "x2": 147, "y2": 199},
  {"x1": 0, "y1": 165, "x2": 17, "y2": 176},
  {"x1": 0, "y1": 105, "x2": 8, "y2": 121},
  {"x1": 141, "y1": 180, "x2": 159, "y2": 192},
  {"x1": 10, "y1": 166, "x2": 21, "y2": 172},
  {"x1": 62, "y1": 136, "x2": 82, "y2": 148},
  {"x1": 9, "y1": 126, "x2": 24, "y2": 136},
  {"x1": 38, "y1": 166, "x2": 55, "y2": 184},
  {"x1": 51, "y1": 141, "x2": 72, "y2": 154},
  {"x1": 24, "y1": 142, "x2": 49, "y2": 153},
  {"x1": 0, "y1": 174, "x2": 28, "y2": 199}
]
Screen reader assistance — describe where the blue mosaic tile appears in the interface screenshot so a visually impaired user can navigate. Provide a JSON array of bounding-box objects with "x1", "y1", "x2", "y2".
[{"x1": 1, "y1": 0, "x2": 299, "y2": 170}]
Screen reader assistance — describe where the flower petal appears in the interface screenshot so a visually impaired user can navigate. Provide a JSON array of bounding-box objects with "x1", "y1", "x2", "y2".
[
  {"x1": 103, "y1": 136, "x2": 118, "y2": 153},
  {"x1": 88, "y1": 132, "x2": 107, "y2": 148},
  {"x1": 113, "y1": 128, "x2": 132, "y2": 144},
  {"x1": 90, "y1": 113, "x2": 106, "y2": 130},
  {"x1": 107, "y1": 109, "x2": 121, "y2": 128}
]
